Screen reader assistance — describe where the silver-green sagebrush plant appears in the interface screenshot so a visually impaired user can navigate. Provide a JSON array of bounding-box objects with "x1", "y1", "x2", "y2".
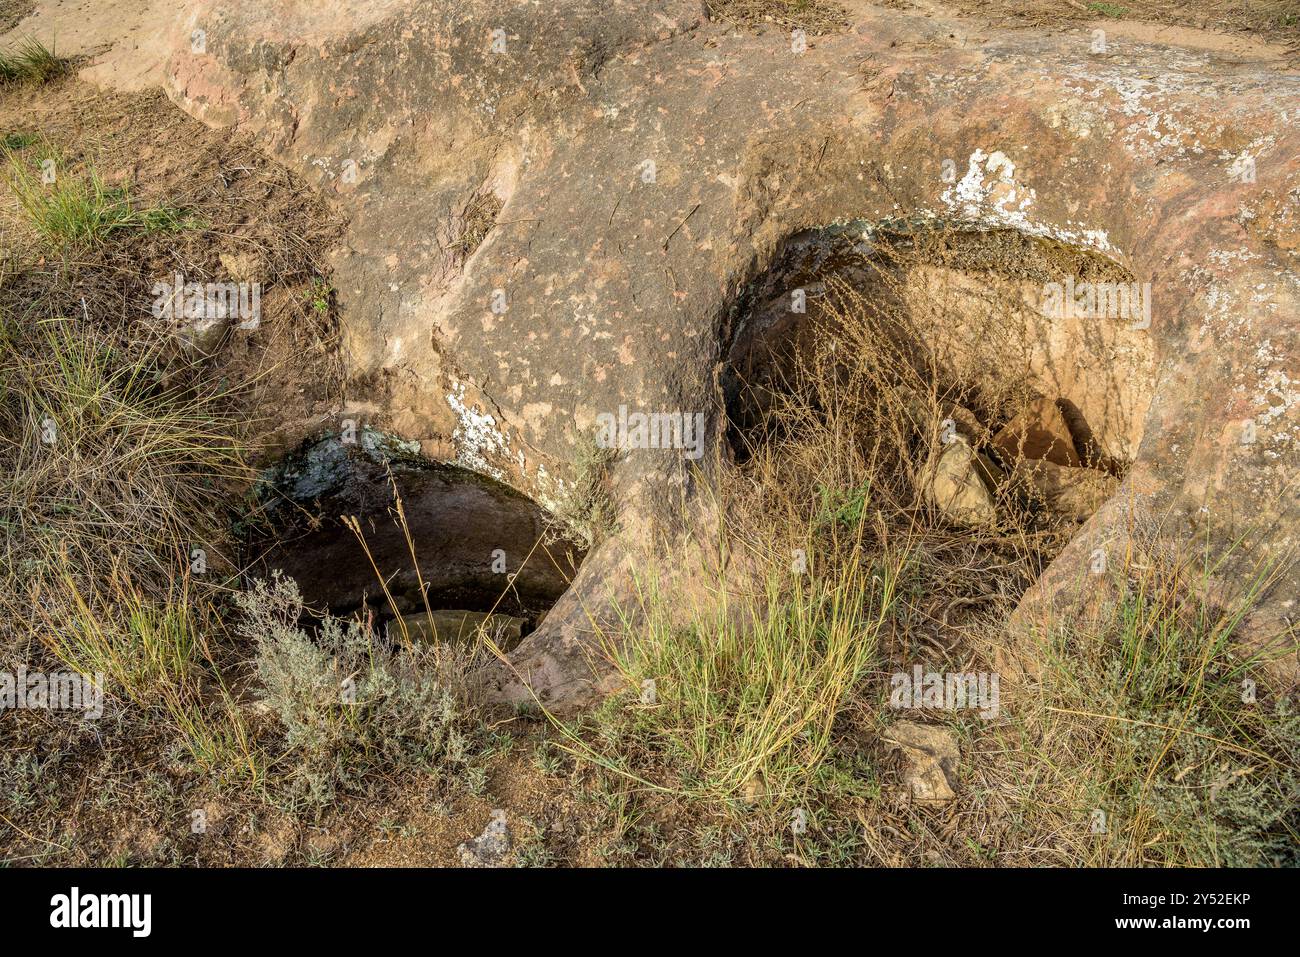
[{"x1": 235, "y1": 573, "x2": 479, "y2": 808}]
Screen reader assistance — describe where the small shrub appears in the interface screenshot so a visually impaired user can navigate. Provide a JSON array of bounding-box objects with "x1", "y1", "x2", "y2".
[
  {"x1": 305, "y1": 278, "x2": 332, "y2": 316},
  {"x1": 235, "y1": 573, "x2": 479, "y2": 807}
]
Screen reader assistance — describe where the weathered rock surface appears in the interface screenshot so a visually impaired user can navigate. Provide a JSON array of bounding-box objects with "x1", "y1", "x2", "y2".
[
  {"x1": 19, "y1": 0, "x2": 1298, "y2": 706},
  {"x1": 388, "y1": 610, "x2": 529, "y2": 650},
  {"x1": 885, "y1": 721, "x2": 960, "y2": 804}
]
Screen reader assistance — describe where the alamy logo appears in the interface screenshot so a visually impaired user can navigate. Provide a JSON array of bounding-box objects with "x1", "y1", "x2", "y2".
[
  {"x1": 151, "y1": 271, "x2": 261, "y2": 329},
  {"x1": 1, "y1": 667, "x2": 103, "y2": 719},
  {"x1": 889, "y1": 666, "x2": 1000, "y2": 719},
  {"x1": 1041, "y1": 276, "x2": 1151, "y2": 329},
  {"x1": 595, "y1": 405, "x2": 705, "y2": 460},
  {"x1": 50, "y1": 887, "x2": 151, "y2": 937}
]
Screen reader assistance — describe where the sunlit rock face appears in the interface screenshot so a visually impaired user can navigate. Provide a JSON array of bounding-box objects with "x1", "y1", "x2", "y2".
[{"x1": 141, "y1": 0, "x2": 1300, "y2": 705}]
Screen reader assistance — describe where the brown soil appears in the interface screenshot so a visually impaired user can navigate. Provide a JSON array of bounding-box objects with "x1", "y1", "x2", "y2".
[
  {"x1": 341, "y1": 725, "x2": 600, "y2": 868},
  {"x1": 0, "y1": 76, "x2": 347, "y2": 464},
  {"x1": 0, "y1": 1, "x2": 34, "y2": 34}
]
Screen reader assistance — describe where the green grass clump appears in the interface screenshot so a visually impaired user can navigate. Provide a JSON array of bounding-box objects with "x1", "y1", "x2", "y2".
[
  {"x1": 568, "y1": 534, "x2": 903, "y2": 806},
  {"x1": 1086, "y1": 2, "x2": 1130, "y2": 17},
  {"x1": 0, "y1": 38, "x2": 65, "y2": 86},
  {"x1": 39, "y1": 572, "x2": 261, "y2": 782},
  {"x1": 3, "y1": 149, "x2": 195, "y2": 250},
  {"x1": 2, "y1": 131, "x2": 39, "y2": 150},
  {"x1": 49, "y1": 577, "x2": 199, "y2": 704}
]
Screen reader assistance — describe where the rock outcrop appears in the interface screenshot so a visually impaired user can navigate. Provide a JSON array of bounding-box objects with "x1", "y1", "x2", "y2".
[{"x1": 16, "y1": 0, "x2": 1297, "y2": 708}]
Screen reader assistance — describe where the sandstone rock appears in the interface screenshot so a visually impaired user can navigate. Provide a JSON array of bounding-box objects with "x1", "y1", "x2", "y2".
[
  {"x1": 885, "y1": 721, "x2": 960, "y2": 805},
  {"x1": 1010, "y1": 459, "x2": 1119, "y2": 522},
  {"x1": 992, "y1": 396, "x2": 1081, "y2": 468},
  {"x1": 257, "y1": 436, "x2": 583, "y2": 623},
  {"x1": 457, "y1": 810, "x2": 510, "y2": 868},
  {"x1": 387, "y1": 610, "x2": 529, "y2": 650},
  {"x1": 926, "y1": 436, "x2": 1001, "y2": 527}
]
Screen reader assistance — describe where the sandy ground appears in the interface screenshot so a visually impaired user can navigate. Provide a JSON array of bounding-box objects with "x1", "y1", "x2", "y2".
[{"x1": 0, "y1": 0, "x2": 192, "y2": 91}]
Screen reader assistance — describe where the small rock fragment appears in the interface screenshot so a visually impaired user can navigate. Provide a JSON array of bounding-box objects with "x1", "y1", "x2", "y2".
[
  {"x1": 884, "y1": 721, "x2": 960, "y2": 804},
  {"x1": 926, "y1": 436, "x2": 1001, "y2": 526},
  {"x1": 175, "y1": 313, "x2": 231, "y2": 359},
  {"x1": 457, "y1": 810, "x2": 511, "y2": 867},
  {"x1": 218, "y1": 251, "x2": 259, "y2": 283},
  {"x1": 993, "y1": 396, "x2": 1081, "y2": 467}
]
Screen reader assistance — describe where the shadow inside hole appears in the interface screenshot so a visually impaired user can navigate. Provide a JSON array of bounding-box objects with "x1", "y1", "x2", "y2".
[
  {"x1": 244, "y1": 431, "x2": 585, "y2": 649},
  {"x1": 721, "y1": 222, "x2": 1159, "y2": 530},
  {"x1": 723, "y1": 223, "x2": 1155, "y2": 467}
]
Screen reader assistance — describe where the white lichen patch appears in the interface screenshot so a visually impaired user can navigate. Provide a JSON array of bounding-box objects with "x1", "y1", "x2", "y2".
[
  {"x1": 533, "y1": 462, "x2": 566, "y2": 515},
  {"x1": 1251, "y1": 340, "x2": 1300, "y2": 434},
  {"x1": 938, "y1": 147, "x2": 1117, "y2": 254},
  {"x1": 1185, "y1": 265, "x2": 1248, "y2": 342},
  {"x1": 446, "y1": 381, "x2": 512, "y2": 480}
]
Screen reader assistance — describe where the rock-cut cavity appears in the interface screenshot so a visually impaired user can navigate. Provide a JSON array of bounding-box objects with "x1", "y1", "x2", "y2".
[
  {"x1": 249, "y1": 429, "x2": 585, "y2": 649},
  {"x1": 723, "y1": 222, "x2": 1160, "y2": 529}
]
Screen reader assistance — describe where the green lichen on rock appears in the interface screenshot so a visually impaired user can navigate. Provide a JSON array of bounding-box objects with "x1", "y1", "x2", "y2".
[{"x1": 258, "y1": 426, "x2": 422, "y2": 506}]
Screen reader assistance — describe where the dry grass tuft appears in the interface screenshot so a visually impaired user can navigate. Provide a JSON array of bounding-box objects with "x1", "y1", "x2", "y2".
[
  {"x1": 0, "y1": 36, "x2": 65, "y2": 86},
  {"x1": 705, "y1": 0, "x2": 850, "y2": 34},
  {"x1": 0, "y1": 312, "x2": 247, "y2": 623},
  {"x1": 999, "y1": 532, "x2": 1299, "y2": 866},
  {"x1": 448, "y1": 191, "x2": 503, "y2": 259},
  {"x1": 0, "y1": 82, "x2": 354, "y2": 864}
]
